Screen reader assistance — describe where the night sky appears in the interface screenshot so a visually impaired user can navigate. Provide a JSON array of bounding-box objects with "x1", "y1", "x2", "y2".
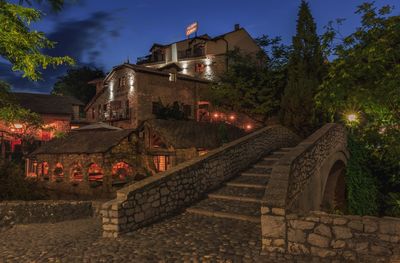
[{"x1": 1, "y1": 0, "x2": 398, "y2": 94}]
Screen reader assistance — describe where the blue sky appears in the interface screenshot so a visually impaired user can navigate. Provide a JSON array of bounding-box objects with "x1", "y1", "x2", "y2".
[{"x1": 1, "y1": 0, "x2": 398, "y2": 93}]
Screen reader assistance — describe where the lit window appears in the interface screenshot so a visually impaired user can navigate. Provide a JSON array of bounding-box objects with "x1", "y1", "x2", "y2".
[
  {"x1": 71, "y1": 164, "x2": 83, "y2": 182},
  {"x1": 88, "y1": 163, "x2": 103, "y2": 182},
  {"x1": 153, "y1": 155, "x2": 170, "y2": 172},
  {"x1": 169, "y1": 73, "x2": 177, "y2": 82},
  {"x1": 112, "y1": 162, "x2": 132, "y2": 184}
]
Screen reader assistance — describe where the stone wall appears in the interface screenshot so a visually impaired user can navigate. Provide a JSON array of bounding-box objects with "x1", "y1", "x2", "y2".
[
  {"x1": 101, "y1": 125, "x2": 300, "y2": 237},
  {"x1": 282, "y1": 211, "x2": 400, "y2": 262},
  {"x1": 261, "y1": 124, "x2": 348, "y2": 254},
  {"x1": 0, "y1": 200, "x2": 95, "y2": 230}
]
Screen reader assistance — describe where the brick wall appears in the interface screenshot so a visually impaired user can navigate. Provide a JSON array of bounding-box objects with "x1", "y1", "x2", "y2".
[{"x1": 101, "y1": 125, "x2": 300, "y2": 237}]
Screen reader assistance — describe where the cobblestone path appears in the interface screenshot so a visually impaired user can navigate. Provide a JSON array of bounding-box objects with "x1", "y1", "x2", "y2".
[{"x1": 0, "y1": 149, "x2": 315, "y2": 262}]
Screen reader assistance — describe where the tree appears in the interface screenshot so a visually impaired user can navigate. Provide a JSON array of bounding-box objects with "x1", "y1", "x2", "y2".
[
  {"x1": 52, "y1": 66, "x2": 105, "y2": 104},
  {"x1": 210, "y1": 36, "x2": 290, "y2": 124},
  {"x1": 0, "y1": 0, "x2": 73, "y2": 80},
  {"x1": 280, "y1": 0, "x2": 325, "y2": 137},
  {"x1": 317, "y1": 2, "x2": 400, "y2": 216}
]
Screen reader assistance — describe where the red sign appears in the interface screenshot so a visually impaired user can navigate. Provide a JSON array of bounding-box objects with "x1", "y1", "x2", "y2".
[{"x1": 186, "y1": 22, "x2": 198, "y2": 37}]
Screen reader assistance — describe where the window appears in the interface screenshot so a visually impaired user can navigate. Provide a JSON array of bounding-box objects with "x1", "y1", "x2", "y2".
[
  {"x1": 183, "y1": 104, "x2": 192, "y2": 118},
  {"x1": 125, "y1": 100, "x2": 130, "y2": 118},
  {"x1": 119, "y1": 76, "x2": 127, "y2": 89},
  {"x1": 53, "y1": 163, "x2": 64, "y2": 181},
  {"x1": 27, "y1": 159, "x2": 38, "y2": 178},
  {"x1": 152, "y1": 101, "x2": 162, "y2": 114},
  {"x1": 195, "y1": 63, "x2": 205, "y2": 73},
  {"x1": 112, "y1": 162, "x2": 132, "y2": 184},
  {"x1": 153, "y1": 155, "x2": 170, "y2": 172},
  {"x1": 169, "y1": 73, "x2": 177, "y2": 82},
  {"x1": 71, "y1": 164, "x2": 83, "y2": 182},
  {"x1": 41, "y1": 162, "x2": 49, "y2": 179},
  {"x1": 88, "y1": 163, "x2": 103, "y2": 183}
]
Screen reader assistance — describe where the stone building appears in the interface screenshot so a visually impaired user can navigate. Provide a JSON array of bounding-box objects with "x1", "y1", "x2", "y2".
[
  {"x1": 26, "y1": 120, "x2": 245, "y2": 197},
  {"x1": 26, "y1": 125, "x2": 137, "y2": 198},
  {"x1": 85, "y1": 63, "x2": 210, "y2": 129},
  {"x1": 136, "y1": 24, "x2": 261, "y2": 80},
  {"x1": 0, "y1": 93, "x2": 85, "y2": 159}
]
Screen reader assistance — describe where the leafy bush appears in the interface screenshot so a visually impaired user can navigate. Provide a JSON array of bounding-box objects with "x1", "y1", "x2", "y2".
[
  {"x1": 346, "y1": 136, "x2": 379, "y2": 216},
  {"x1": 0, "y1": 161, "x2": 46, "y2": 200}
]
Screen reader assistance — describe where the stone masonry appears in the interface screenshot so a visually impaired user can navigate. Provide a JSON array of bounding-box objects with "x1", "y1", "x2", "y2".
[
  {"x1": 0, "y1": 200, "x2": 94, "y2": 231},
  {"x1": 101, "y1": 125, "x2": 301, "y2": 237},
  {"x1": 283, "y1": 211, "x2": 400, "y2": 262}
]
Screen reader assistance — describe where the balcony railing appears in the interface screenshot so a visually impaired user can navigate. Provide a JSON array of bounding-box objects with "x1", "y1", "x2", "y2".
[{"x1": 137, "y1": 54, "x2": 165, "y2": 65}]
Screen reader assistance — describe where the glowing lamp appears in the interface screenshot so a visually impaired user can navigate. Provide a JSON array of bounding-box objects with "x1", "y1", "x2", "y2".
[
  {"x1": 346, "y1": 113, "x2": 358, "y2": 123},
  {"x1": 13, "y1": 123, "x2": 23, "y2": 129},
  {"x1": 213, "y1": 112, "x2": 219, "y2": 118},
  {"x1": 245, "y1": 124, "x2": 252, "y2": 130},
  {"x1": 229, "y1": 115, "x2": 236, "y2": 121}
]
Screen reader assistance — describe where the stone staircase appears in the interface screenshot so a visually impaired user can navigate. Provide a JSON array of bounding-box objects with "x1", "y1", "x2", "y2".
[{"x1": 186, "y1": 147, "x2": 293, "y2": 223}]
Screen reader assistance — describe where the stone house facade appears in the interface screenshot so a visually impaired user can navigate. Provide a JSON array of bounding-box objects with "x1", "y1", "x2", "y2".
[
  {"x1": 26, "y1": 120, "x2": 245, "y2": 197},
  {"x1": 137, "y1": 24, "x2": 261, "y2": 80},
  {"x1": 85, "y1": 64, "x2": 210, "y2": 129}
]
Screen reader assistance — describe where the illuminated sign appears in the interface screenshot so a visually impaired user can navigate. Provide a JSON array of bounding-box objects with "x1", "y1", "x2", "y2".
[{"x1": 186, "y1": 22, "x2": 198, "y2": 37}]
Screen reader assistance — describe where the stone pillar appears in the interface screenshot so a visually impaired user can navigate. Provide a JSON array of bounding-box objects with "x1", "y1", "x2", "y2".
[{"x1": 261, "y1": 205, "x2": 287, "y2": 253}]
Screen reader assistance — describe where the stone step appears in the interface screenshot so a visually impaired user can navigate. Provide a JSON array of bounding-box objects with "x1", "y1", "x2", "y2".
[
  {"x1": 229, "y1": 175, "x2": 269, "y2": 186},
  {"x1": 254, "y1": 160, "x2": 276, "y2": 168},
  {"x1": 208, "y1": 193, "x2": 262, "y2": 203},
  {"x1": 186, "y1": 198, "x2": 260, "y2": 223},
  {"x1": 280, "y1": 147, "x2": 295, "y2": 151},
  {"x1": 212, "y1": 185, "x2": 265, "y2": 200},
  {"x1": 225, "y1": 182, "x2": 265, "y2": 189},
  {"x1": 241, "y1": 167, "x2": 272, "y2": 177}
]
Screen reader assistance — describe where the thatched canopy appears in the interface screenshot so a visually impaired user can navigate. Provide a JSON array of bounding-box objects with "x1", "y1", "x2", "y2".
[
  {"x1": 30, "y1": 129, "x2": 134, "y2": 155},
  {"x1": 144, "y1": 119, "x2": 245, "y2": 149}
]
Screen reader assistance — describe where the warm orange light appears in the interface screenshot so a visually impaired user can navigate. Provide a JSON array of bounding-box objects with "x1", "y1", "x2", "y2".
[
  {"x1": 229, "y1": 115, "x2": 236, "y2": 121},
  {"x1": 13, "y1": 123, "x2": 23, "y2": 129},
  {"x1": 245, "y1": 124, "x2": 252, "y2": 130},
  {"x1": 213, "y1": 112, "x2": 219, "y2": 118}
]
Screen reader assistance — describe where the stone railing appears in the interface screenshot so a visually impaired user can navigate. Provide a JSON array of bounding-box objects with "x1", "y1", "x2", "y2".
[
  {"x1": 101, "y1": 125, "x2": 301, "y2": 237},
  {"x1": 261, "y1": 124, "x2": 348, "y2": 254},
  {"x1": 283, "y1": 211, "x2": 400, "y2": 262},
  {"x1": 0, "y1": 200, "x2": 95, "y2": 231}
]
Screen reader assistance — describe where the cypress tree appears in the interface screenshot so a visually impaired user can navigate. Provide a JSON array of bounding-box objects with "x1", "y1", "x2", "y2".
[{"x1": 281, "y1": 0, "x2": 325, "y2": 137}]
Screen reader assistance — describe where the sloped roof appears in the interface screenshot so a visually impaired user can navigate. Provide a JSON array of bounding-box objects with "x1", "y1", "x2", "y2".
[
  {"x1": 30, "y1": 129, "x2": 134, "y2": 155},
  {"x1": 144, "y1": 119, "x2": 246, "y2": 149},
  {"x1": 85, "y1": 63, "x2": 210, "y2": 111},
  {"x1": 74, "y1": 122, "x2": 122, "y2": 131},
  {"x1": 12, "y1": 93, "x2": 84, "y2": 116}
]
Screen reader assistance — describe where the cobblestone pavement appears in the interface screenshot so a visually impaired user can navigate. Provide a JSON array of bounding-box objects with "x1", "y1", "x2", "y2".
[{"x1": 0, "y1": 212, "x2": 315, "y2": 263}]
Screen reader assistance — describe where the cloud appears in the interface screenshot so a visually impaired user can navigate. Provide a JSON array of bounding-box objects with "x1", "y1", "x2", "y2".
[{"x1": 2, "y1": 10, "x2": 120, "y2": 93}]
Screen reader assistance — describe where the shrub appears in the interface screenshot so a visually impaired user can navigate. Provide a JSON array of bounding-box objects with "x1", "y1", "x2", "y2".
[
  {"x1": 346, "y1": 136, "x2": 379, "y2": 216},
  {"x1": 0, "y1": 161, "x2": 46, "y2": 200}
]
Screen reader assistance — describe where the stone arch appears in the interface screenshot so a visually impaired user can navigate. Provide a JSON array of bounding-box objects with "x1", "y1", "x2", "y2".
[
  {"x1": 53, "y1": 162, "x2": 64, "y2": 181},
  {"x1": 70, "y1": 163, "x2": 84, "y2": 182},
  {"x1": 112, "y1": 161, "x2": 133, "y2": 185},
  {"x1": 319, "y1": 150, "x2": 348, "y2": 212},
  {"x1": 87, "y1": 163, "x2": 104, "y2": 183}
]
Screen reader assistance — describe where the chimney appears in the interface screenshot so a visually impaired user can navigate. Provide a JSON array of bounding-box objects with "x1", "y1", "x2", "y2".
[{"x1": 234, "y1": 24, "x2": 240, "y2": 31}]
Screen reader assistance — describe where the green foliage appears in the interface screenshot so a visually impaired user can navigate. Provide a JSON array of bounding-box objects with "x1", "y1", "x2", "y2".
[
  {"x1": 210, "y1": 35, "x2": 290, "y2": 124},
  {"x1": 386, "y1": 193, "x2": 400, "y2": 217},
  {"x1": 153, "y1": 99, "x2": 188, "y2": 120},
  {"x1": 346, "y1": 136, "x2": 379, "y2": 216},
  {"x1": 0, "y1": 0, "x2": 74, "y2": 80},
  {"x1": 51, "y1": 66, "x2": 105, "y2": 104},
  {"x1": 280, "y1": 0, "x2": 326, "y2": 137},
  {"x1": 0, "y1": 161, "x2": 46, "y2": 200},
  {"x1": 317, "y1": 2, "x2": 400, "y2": 216}
]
